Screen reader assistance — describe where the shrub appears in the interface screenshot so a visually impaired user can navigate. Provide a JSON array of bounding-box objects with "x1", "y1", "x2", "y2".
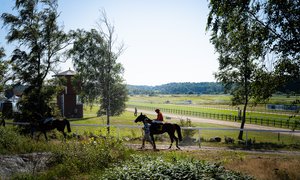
[
  {"x1": 0, "y1": 127, "x2": 54, "y2": 155},
  {"x1": 100, "y1": 155, "x2": 253, "y2": 179},
  {"x1": 180, "y1": 118, "x2": 197, "y2": 143},
  {"x1": 0, "y1": 127, "x2": 23, "y2": 154},
  {"x1": 49, "y1": 137, "x2": 132, "y2": 177}
]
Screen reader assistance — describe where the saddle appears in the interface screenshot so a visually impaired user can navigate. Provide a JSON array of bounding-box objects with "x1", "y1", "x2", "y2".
[
  {"x1": 152, "y1": 122, "x2": 163, "y2": 131},
  {"x1": 42, "y1": 117, "x2": 54, "y2": 125}
]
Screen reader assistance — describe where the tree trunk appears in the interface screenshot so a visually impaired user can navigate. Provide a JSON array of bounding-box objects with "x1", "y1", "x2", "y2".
[
  {"x1": 238, "y1": 103, "x2": 247, "y2": 140},
  {"x1": 106, "y1": 95, "x2": 110, "y2": 135}
]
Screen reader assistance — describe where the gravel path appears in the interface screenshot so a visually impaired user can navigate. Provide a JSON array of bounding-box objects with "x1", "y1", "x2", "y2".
[{"x1": 127, "y1": 143, "x2": 300, "y2": 156}]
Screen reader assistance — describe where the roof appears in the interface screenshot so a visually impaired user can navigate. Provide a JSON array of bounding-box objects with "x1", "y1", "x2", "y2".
[{"x1": 56, "y1": 69, "x2": 76, "y2": 76}]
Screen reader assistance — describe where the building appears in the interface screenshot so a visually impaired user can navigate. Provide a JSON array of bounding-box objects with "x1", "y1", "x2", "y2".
[{"x1": 55, "y1": 69, "x2": 83, "y2": 118}]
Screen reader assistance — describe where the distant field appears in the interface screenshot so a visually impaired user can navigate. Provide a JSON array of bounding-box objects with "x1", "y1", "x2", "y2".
[
  {"x1": 128, "y1": 94, "x2": 300, "y2": 110},
  {"x1": 127, "y1": 94, "x2": 300, "y2": 125}
]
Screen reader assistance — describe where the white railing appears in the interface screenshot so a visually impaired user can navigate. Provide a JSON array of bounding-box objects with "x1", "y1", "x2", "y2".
[{"x1": 6, "y1": 122, "x2": 300, "y2": 147}]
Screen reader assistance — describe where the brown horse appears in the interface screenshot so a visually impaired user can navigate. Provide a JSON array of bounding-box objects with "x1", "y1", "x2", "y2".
[
  {"x1": 31, "y1": 118, "x2": 71, "y2": 141},
  {"x1": 134, "y1": 113, "x2": 182, "y2": 150}
]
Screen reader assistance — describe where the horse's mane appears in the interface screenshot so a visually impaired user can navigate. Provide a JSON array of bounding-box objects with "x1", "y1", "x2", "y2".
[{"x1": 143, "y1": 115, "x2": 153, "y2": 123}]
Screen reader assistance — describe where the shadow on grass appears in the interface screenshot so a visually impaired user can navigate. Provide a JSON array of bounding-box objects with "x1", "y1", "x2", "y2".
[
  {"x1": 179, "y1": 137, "x2": 300, "y2": 151},
  {"x1": 227, "y1": 142, "x2": 300, "y2": 151},
  {"x1": 68, "y1": 116, "x2": 97, "y2": 122}
]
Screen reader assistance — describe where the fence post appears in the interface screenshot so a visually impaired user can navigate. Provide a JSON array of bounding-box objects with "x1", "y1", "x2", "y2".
[
  {"x1": 198, "y1": 129, "x2": 201, "y2": 148},
  {"x1": 261, "y1": 118, "x2": 262, "y2": 125}
]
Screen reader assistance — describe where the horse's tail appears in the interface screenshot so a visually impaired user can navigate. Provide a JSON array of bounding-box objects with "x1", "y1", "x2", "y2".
[
  {"x1": 65, "y1": 119, "x2": 71, "y2": 133},
  {"x1": 175, "y1": 124, "x2": 182, "y2": 141}
]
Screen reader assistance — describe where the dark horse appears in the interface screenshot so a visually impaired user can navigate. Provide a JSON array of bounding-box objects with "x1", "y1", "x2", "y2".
[
  {"x1": 31, "y1": 118, "x2": 71, "y2": 141},
  {"x1": 134, "y1": 113, "x2": 182, "y2": 150}
]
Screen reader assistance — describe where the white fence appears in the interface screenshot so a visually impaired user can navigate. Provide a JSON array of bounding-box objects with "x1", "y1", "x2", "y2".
[{"x1": 6, "y1": 122, "x2": 300, "y2": 147}]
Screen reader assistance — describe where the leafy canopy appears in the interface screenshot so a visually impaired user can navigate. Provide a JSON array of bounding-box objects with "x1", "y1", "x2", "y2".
[{"x1": 1, "y1": 0, "x2": 69, "y2": 120}]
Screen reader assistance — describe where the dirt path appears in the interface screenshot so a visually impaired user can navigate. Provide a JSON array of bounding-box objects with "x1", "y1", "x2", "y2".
[
  {"x1": 127, "y1": 108, "x2": 300, "y2": 136},
  {"x1": 126, "y1": 144, "x2": 300, "y2": 156}
]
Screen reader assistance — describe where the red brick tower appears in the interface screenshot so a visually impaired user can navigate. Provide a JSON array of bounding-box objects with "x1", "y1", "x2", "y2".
[{"x1": 56, "y1": 69, "x2": 83, "y2": 118}]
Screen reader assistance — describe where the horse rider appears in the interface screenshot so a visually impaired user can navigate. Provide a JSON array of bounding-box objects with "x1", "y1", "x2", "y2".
[
  {"x1": 153, "y1": 109, "x2": 164, "y2": 131},
  {"x1": 141, "y1": 119, "x2": 154, "y2": 147}
]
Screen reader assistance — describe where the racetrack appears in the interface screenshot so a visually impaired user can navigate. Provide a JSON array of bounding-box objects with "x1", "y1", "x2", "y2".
[{"x1": 127, "y1": 108, "x2": 300, "y2": 136}]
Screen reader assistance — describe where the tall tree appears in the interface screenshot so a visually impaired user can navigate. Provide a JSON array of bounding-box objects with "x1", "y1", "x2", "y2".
[
  {"x1": 207, "y1": 1, "x2": 276, "y2": 140},
  {"x1": 97, "y1": 10, "x2": 125, "y2": 134},
  {"x1": 68, "y1": 11, "x2": 127, "y2": 134},
  {"x1": 1, "y1": 0, "x2": 69, "y2": 121},
  {"x1": 0, "y1": 47, "x2": 7, "y2": 93},
  {"x1": 207, "y1": 0, "x2": 300, "y2": 86}
]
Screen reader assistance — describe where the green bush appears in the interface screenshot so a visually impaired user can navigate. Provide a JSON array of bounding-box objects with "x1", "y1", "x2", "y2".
[
  {"x1": 100, "y1": 155, "x2": 253, "y2": 180},
  {"x1": 0, "y1": 127, "x2": 52, "y2": 154},
  {"x1": 47, "y1": 137, "x2": 132, "y2": 177},
  {"x1": 0, "y1": 127, "x2": 23, "y2": 153},
  {"x1": 180, "y1": 118, "x2": 197, "y2": 141}
]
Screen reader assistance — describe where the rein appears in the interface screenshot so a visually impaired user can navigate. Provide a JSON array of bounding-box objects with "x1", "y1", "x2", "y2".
[{"x1": 142, "y1": 116, "x2": 152, "y2": 124}]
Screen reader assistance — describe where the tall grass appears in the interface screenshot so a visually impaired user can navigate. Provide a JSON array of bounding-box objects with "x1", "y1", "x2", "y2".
[
  {"x1": 0, "y1": 127, "x2": 51, "y2": 154},
  {"x1": 2, "y1": 122, "x2": 300, "y2": 179}
]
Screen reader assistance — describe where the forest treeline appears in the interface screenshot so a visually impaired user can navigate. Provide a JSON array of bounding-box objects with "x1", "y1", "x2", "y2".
[
  {"x1": 127, "y1": 80, "x2": 300, "y2": 95},
  {"x1": 127, "y1": 82, "x2": 224, "y2": 95}
]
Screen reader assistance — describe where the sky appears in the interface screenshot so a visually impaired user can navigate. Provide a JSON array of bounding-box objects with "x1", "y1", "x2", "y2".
[{"x1": 0, "y1": 0, "x2": 219, "y2": 86}]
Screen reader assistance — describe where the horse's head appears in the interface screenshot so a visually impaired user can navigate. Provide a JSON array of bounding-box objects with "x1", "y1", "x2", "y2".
[{"x1": 134, "y1": 113, "x2": 147, "y2": 123}]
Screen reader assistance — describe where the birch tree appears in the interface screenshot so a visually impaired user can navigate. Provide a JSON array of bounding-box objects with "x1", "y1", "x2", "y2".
[{"x1": 68, "y1": 10, "x2": 127, "y2": 134}]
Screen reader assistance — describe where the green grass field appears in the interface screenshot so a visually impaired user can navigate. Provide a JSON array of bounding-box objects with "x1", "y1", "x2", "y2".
[
  {"x1": 127, "y1": 94, "x2": 300, "y2": 130},
  {"x1": 68, "y1": 102, "x2": 300, "y2": 150},
  {"x1": 3, "y1": 95, "x2": 300, "y2": 179}
]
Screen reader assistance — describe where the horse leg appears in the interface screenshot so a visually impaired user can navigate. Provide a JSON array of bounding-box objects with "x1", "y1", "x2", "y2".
[
  {"x1": 0, "y1": 116, "x2": 5, "y2": 127},
  {"x1": 168, "y1": 133, "x2": 174, "y2": 149},
  {"x1": 30, "y1": 126, "x2": 35, "y2": 139},
  {"x1": 150, "y1": 134, "x2": 157, "y2": 150},
  {"x1": 61, "y1": 131, "x2": 67, "y2": 142},
  {"x1": 174, "y1": 136, "x2": 180, "y2": 150},
  {"x1": 147, "y1": 135, "x2": 155, "y2": 149},
  {"x1": 139, "y1": 138, "x2": 145, "y2": 149},
  {"x1": 43, "y1": 131, "x2": 48, "y2": 141},
  {"x1": 36, "y1": 131, "x2": 42, "y2": 141}
]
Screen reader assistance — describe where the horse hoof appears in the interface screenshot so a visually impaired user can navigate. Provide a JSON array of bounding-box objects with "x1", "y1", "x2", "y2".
[{"x1": 153, "y1": 149, "x2": 159, "y2": 151}]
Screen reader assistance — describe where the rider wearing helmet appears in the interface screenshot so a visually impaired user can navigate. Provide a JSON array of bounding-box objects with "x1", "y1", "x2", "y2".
[
  {"x1": 154, "y1": 109, "x2": 163, "y2": 122},
  {"x1": 153, "y1": 109, "x2": 164, "y2": 131}
]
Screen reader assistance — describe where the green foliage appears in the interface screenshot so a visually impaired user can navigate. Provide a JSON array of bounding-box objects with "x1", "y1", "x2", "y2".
[
  {"x1": 206, "y1": 0, "x2": 282, "y2": 139},
  {"x1": 0, "y1": 127, "x2": 23, "y2": 154},
  {"x1": 68, "y1": 26, "x2": 127, "y2": 117},
  {"x1": 180, "y1": 118, "x2": 196, "y2": 141},
  {"x1": 1, "y1": 0, "x2": 69, "y2": 122},
  {"x1": 127, "y1": 82, "x2": 224, "y2": 95},
  {"x1": 0, "y1": 47, "x2": 7, "y2": 93},
  {"x1": 48, "y1": 137, "x2": 131, "y2": 176},
  {"x1": 18, "y1": 85, "x2": 59, "y2": 123},
  {"x1": 100, "y1": 155, "x2": 253, "y2": 179},
  {"x1": 0, "y1": 127, "x2": 51, "y2": 154}
]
